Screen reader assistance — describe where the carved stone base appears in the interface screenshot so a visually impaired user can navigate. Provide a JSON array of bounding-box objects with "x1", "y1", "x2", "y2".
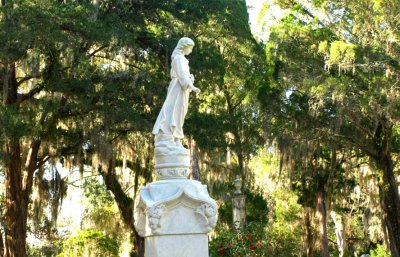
[
  {"x1": 154, "y1": 144, "x2": 191, "y2": 180},
  {"x1": 145, "y1": 234, "x2": 208, "y2": 257},
  {"x1": 155, "y1": 167, "x2": 191, "y2": 180},
  {"x1": 134, "y1": 179, "x2": 218, "y2": 257}
]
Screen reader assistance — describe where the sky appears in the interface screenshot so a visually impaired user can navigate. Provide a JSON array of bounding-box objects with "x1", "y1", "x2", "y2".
[
  {"x1": 246, "y1": 0, "x2": 285, "y2": 40},
  {"x1": 246, "y1": 0, "x2": 265, "y2": 36}
]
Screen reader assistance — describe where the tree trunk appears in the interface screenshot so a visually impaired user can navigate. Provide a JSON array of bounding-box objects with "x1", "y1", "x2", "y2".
[
  {"x1": 2, "y1": 62, "x2": 27, "y2": 257},
  {"x1": 0, "y1": 230, "x2": 4, "y2": 257},
  {"x1": 100, "y1": 163, "x2": 144, "y2": 257},
  {"x1": 224, "y1": 91, "x2": 246, "y2": 191},
  {"x1": 304, "y1": 207, "x2": 314, "y2": 257},
  {"x1": 133, "y1": 230, "x2": 144, "y2": 257},
  {"x1": 3, "y1": 140, "x2": 27, "y2": 257},
  {"x1": 238, "y1": 150, "x2": 245, "y2": 191},
  {"x1": 2, "y1": 64, "x2": 17, "y2": 105},
  {"x1": 377, "y1": 151, "x2": 400, "y2": 257},
  {"x1": 3, "y1": 139, "x2": 41, "y2": 257},
  {"x1": 317, "y1": 188, "x2": 329, "y2": 257},
  {"x1": 2, "y1": 59, "x2": 41, "y2": 257},
  {"x1": 381, "y1": 218, "x2": 390, "y2": 253},
  {"x1": 190, "y1": 139, "x2": 200, "y2": 181}
]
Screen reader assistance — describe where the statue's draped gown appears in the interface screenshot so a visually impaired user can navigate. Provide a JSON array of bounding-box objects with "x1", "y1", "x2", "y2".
[{"x1": 152, "y1": 51, "x2": 194, "y2": 139}]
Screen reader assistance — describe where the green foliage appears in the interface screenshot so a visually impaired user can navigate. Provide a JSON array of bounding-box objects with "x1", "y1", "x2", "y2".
[
  {"x1": 27, "y1": 246, "x2": 42, "y2": 257},
  {"x1": 81, "y1": 176, "x2": 129, "y2": 247},
  {"x1": 217, "y1": 195, "x2": 233, "y2": 226},
  {"x1": 0, "y1": 0, "x2": 262, "y2": 256},
  {"x1": 211, "y1": 188, "x2": 301, "y2": 257},
  {"x1": 257, "y1": 3, "x2": 270, "y2": 25},
  {"x1": 57, "y1": 230, "x2": 119, "y2": 257},
  {"x1": 186, "y1": 111, "x2": 227, "y2": 150},
  {"x1": 213, "y1": 184, "x2": 268, "y2": 227},
  {"x1": 258, "y1": 0, "x2": 400, "y2": 255},
  {"x1": 327, "y1": 41, "x2": 358, "y2": 66},
  {"x1": 267, "y1": 188, "x2": 303, "y2": 257},
  {"x1": 369, "y1": 244, "x2": 391, "y2": 257},
  {"x1": 245, "y1": 189, "x2": 269, "y2": 224},
  {"x1": 28, "y1": 245, "x2": 60, "y2": 257},
  {"x1": 82, "y1": 177, "x2": 114, "y2": 210},
  {"x1": 311, "y1": 0, "x2": 325, "y2": 7}
]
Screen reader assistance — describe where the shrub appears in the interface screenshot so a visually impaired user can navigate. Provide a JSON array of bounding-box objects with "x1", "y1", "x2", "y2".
[
  {"x1": 369, "y1": 244, "x2": 390, "y2": 257},
  {"x1": 57, "y1": 229, "x2": 119, "y2": 257},
  {"x1": 209, "y1": 222, "x2": 273, "y2": 257}
]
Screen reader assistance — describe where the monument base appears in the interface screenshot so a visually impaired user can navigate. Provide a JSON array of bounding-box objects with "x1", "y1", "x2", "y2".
[
  {"x1": 134, "y1": 178, "x2": 218, "y2": 257},
  {"x1": 145, "y1": 234, "x2": 208, "y2": 257}
]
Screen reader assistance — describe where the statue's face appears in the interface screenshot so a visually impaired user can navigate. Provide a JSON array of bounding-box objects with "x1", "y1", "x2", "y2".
[{"x1": 183, "y1": 45, "x2": 193, "y2": 55}]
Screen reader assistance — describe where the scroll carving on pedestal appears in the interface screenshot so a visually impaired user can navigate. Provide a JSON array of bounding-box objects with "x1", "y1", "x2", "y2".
[
  {"x1": 148, "y1": 204, "x2": 166, "y2": 233},
  {"x1": 196, "y1": 203, "x2": 218, "y2": 230}
]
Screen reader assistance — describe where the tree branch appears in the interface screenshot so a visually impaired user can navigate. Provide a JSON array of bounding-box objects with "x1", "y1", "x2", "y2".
[
  {"x1": 92, "y1": 54, "x2": 143, "y2": 70},
  {"x1": 16, "y1": 74, "x2": 41, "y2": 86},
  {"x1": 35, "y1": 155, "x2": 50, "y2": 170},
  {"x1": 16, "y1": 83, "x2": 45, "y2": 104},
  {"x1": 88, "y1": 45, "x2": 109, "y2": 58}
]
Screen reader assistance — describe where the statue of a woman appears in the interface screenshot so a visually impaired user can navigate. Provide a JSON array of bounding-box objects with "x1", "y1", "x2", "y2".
[{"x1": 152, "y1": 37, "x2": 200, "y2": 149}]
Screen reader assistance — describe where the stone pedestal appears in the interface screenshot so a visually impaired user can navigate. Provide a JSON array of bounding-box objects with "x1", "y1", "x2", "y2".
[
  {"x1": 145, "y1": 234, "x2": 208, "y2": 257},
  {"x1": 134, "y1": 171, "x2": 218, "y2": 257},
  {"x1": 232, "y1": 195, "x2": 246, "y2": 229},
  {"x1": 232, "y1": 176, "x2": 246, "y2": 229}
]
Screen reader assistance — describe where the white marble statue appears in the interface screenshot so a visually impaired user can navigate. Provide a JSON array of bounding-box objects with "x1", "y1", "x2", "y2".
[
  {"x1": 152, "y1": 37, "x2": 200, "y2": 149},
  {"x1": 134, "y1": 38, "x2": 218, "y2": 257}
]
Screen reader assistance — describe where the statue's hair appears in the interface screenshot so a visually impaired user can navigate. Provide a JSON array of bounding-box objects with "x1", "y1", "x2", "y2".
[
  {"x1": 176, "y1": 37, "x2": 195, "y2": 49},
  {"x1": 171, "y1": 37, "x2": 194, "y2": 59}
]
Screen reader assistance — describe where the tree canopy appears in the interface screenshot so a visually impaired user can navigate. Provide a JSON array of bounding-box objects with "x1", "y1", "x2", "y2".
[
  {"x1": 259, "y1": 0, "x2": 400, "y2": 256},
  {"x1": 0, "y1": 0, "x2": 266, "y2": 256},
  {"x1": 0, "y1": 0, "x2": 399, "y2": 257}
]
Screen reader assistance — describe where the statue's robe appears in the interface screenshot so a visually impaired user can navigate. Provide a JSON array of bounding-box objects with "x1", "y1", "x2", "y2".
[{"x1": 152, "y1": 52, "x2": 194, "y2": 139}]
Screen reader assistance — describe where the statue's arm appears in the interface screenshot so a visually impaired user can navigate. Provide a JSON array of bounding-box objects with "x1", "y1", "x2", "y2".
[
  {"x1": 175, "y1": 57, "x2": 200, "y2": 93},
  {"x1": 175, "y1": 56, "x2": 194, "y2": 90}
]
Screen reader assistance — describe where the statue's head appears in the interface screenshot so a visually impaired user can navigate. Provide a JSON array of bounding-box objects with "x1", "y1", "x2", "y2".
[
  {"x1": 176, "y1": 37, "x2": 195, "y2": 49},
  {"x1": 175, "y1": 37, "x2": 195, "y2": 55}
]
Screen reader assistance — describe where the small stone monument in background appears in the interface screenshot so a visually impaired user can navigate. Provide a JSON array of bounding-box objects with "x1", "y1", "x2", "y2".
[
  {"x1": 232, "y1": 176, "x2": 246, "y2": 229},
  {"x1": 134, "y1": 37, "x2": 218, "y2": 257}
]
